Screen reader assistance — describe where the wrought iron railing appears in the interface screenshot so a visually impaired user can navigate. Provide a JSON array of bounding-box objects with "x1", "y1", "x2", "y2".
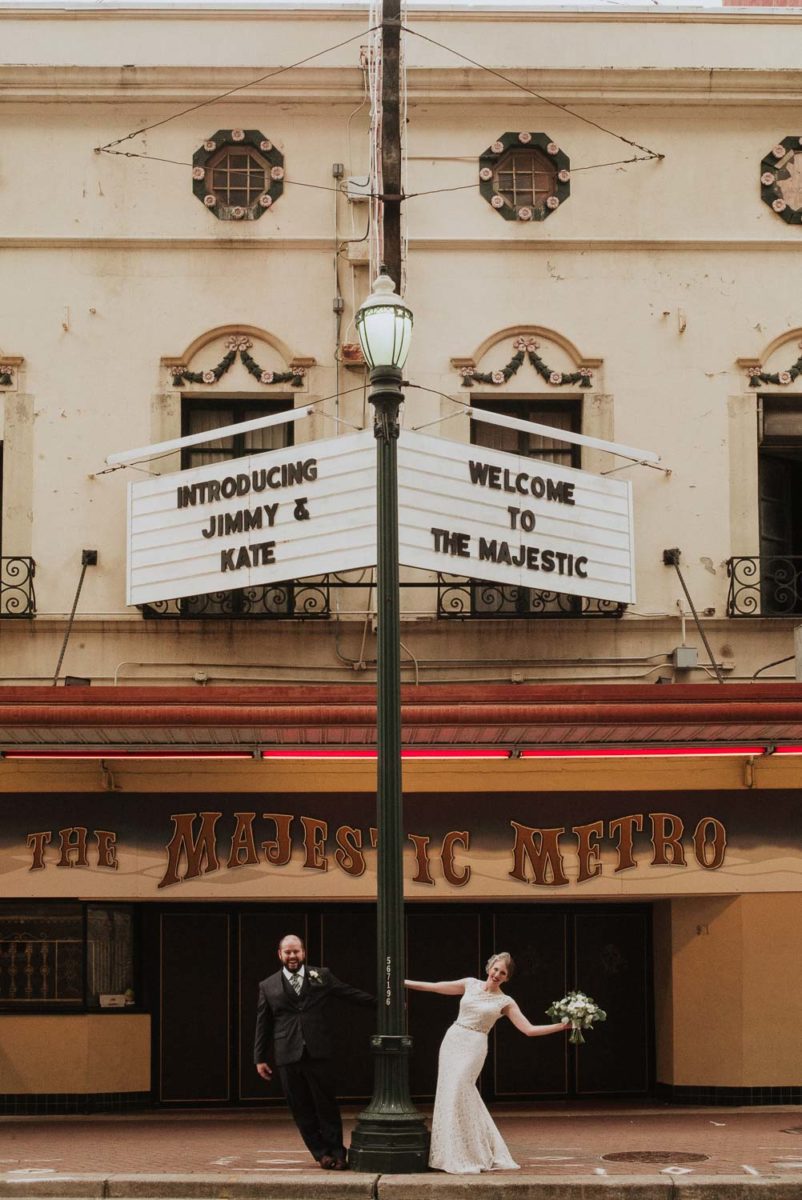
[
  {"x1": 0, "y1": 556, "x2": 36, "y2": 617},
  {"x1": 727, "y1": 555, "x2": 802, "y2": 616},
  {"x1": 438, "y1": 576, "x2": 626, "y2": 619},
  {"x1": 140, "y1": 578, "x2": 331, "y2": 619},
  {"x1": 140, "y1": 571, "x2": 625, "y2": 621}
]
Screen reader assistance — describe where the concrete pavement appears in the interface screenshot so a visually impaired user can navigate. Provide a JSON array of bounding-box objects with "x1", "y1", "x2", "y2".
[{"x1": 1, "y1": 1105, "x2": 802, "y2": 1197}]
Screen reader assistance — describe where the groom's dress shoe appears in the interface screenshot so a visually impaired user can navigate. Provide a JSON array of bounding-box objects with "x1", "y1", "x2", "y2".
[
  {"x1": 318, "y1": 1156, "x2": 336, "y2": 1170},
  {"x1": 333, "y1": 1159, "x2": 348, "y2": 1171}
]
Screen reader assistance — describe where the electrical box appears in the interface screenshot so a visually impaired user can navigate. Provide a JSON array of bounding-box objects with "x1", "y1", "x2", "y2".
[
  {"x1": 347, "y1": 176, "x2": 372, "y2": 202},
  {"x1": 672, "y1": 646, "x2": 698, "y2": 670}
]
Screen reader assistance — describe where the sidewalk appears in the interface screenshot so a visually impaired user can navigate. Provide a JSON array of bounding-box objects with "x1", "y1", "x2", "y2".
[{"x1": 2, "y1": 1104, "x2": 802, "y2": 1197}]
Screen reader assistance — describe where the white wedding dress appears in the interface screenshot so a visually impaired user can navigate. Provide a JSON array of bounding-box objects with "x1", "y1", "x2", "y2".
[{"x1": 428, "y1": 977, "x2": 520, "y2": 1174}]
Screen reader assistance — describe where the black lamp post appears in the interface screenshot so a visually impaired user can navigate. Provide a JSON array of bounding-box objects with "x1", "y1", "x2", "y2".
[{"x1": 348, "y1": 271, "x2": 430, "y2": 1173}]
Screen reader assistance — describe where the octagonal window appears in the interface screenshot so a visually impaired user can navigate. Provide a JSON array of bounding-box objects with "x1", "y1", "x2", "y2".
[
  {"x1": 479, "y1": 132, "x2": 570, "y2": 222},
  {"x1": 208, "y1": 145, "x2": 270, "y2": 208},
  {"x1": 495, "y1": 148, "x2": 557, "y2": 213},
  {"x1": 193, "y1": 129, "x2": 284, "y2": 221}
]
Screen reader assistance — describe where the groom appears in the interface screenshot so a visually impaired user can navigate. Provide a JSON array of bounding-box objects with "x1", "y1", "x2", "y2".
[{"x1": 254, "y1": 933, "x2": 374, "y2": 1170}]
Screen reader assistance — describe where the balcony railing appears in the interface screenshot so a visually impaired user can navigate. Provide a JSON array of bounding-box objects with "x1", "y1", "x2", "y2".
[
  {"x1": 439, "y1": 577, "x2": 626, "y2": 619},
  {"x1": 140, "y1": 572, "x2": 626, "y2": 621},
  {"x1": 727, "y1": 555, "x2": 802, "y2": 616},
  {"x1": 0, "y1": 557, "x2": 36, "y2": 617}
]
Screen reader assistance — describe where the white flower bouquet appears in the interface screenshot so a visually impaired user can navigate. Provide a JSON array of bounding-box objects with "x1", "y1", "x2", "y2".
[{"x1": 546, "y1": 990, "x2": 607, "y2": 1044}]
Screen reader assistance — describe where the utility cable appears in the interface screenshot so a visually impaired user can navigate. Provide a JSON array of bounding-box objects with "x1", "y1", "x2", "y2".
[
  {"x1": 92, "y1": 384, "x2": 369, "y2": 475},
  {"x1": 96, "y1": 151, "x2": 655, "y2": 191},
  {"x1": 94, "y1": 26, "x2": 380, "y2": 153},
  {"x1": 400, "y1": 22, "x2": 664, "y2": 163}
]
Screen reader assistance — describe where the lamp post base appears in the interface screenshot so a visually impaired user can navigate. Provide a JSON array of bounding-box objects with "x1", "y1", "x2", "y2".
[
  {"x1": 348, "y1": 1035, "x2": 431, "y2": 1174},
  {"x1": 348, "y1": 1112, "x2": 430, "y2": 1174}
]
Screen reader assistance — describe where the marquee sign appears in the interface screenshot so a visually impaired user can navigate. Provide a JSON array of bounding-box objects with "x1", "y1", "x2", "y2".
[
  {"x1": 127, "y1": 430, "x2": 376, "y2": 607},
  {"x1": 126, "y1": 427, "x2": 635, "y2": 608},
  {"x1": 397, "y1": 430, "x2": 635, "y2": 605}
]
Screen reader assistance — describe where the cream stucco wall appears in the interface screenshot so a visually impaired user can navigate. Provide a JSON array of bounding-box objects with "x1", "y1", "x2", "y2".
[{"x1": 2, "y1": 5, "x2": 801, "y2": 687}]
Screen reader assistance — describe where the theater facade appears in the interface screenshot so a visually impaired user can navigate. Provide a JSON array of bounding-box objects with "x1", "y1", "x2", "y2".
[{"x1": 2, "y1": 0, "x2": 802, "y2": 1114}]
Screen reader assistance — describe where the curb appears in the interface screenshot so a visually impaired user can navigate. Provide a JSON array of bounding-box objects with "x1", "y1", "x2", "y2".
[
  {"x1": 377, "y1": 1177, "x2": 802, "y2": 1198},
  {"x1": 0, "y1": 1177, "x2": 379, "y2": 1200},
  {"x1": 1, "y1": 1175, "x2": 802, "y2": 1199}
]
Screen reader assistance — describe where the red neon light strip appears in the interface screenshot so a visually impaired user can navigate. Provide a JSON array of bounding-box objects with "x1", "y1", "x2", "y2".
[
  {"x1": 3, "y1": 750, "x2": 254, "y2": 760},
  {"x1": 258, "y1": 748, "x2": 510, "y2": 760},
  {"x1": 520, "y1": 745, "x2": 768, "y2": 759}
]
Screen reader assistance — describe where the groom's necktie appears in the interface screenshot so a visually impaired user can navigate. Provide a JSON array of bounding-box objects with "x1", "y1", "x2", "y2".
[{"x1": 290, "y1": 973, "x2": 303, "y2": 996}]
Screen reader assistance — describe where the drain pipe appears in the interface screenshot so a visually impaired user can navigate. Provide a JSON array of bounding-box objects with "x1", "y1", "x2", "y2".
[
  {"x1": 52, "y1": 549, "x2": 98, "y2": 686},
  {"x1": 662, "y1": 548, "x2": 725, "y2": 684}
]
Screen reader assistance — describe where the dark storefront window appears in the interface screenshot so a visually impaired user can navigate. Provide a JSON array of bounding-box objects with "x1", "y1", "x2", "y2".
[
  {"x1": 0, "y1": 903, "x2": 137, "y2": 1010},
  {"x1": 181, "y1": 396, "x2": 293, "y2": 469},
  {"x1": 87, "y1": 905, "x2": 136, "y2": 1007},
  {"x1": 758, "y1": 397, "x2": 802, "y2": 614},
  {"x1": 471, "y1": 396, "x2": 581, "y2": 468}
]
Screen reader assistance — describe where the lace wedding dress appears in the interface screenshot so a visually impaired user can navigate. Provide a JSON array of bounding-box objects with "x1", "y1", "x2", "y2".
[{"x1": 428, "y1": 977, "x2": 520, "y2": 1174}]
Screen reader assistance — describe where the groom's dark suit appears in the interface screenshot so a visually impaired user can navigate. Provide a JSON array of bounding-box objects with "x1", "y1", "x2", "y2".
[{"x1": 254, "y1": 965, "x2": 373, "y2": 1163}]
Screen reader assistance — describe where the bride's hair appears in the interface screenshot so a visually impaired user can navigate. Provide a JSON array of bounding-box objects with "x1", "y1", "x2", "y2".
[{"x1": 485, "y1": 951, "x2": 515, "y2": 978}]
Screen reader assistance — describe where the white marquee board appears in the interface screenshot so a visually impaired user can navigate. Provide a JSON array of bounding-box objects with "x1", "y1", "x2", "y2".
[
  {"x1": 127, "y1": 430, "x2": 376, "y2": 607},
  {"x1": 396, "y1": 430, "x2": 636, "y2": 605}
]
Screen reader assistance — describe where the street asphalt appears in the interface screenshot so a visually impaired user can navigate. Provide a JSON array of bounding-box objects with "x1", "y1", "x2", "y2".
[{"x1": 1, "y1": 1104, "x2": 802, "y2": 1197}]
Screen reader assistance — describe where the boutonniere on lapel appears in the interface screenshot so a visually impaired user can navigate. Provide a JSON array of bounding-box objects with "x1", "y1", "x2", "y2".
[{"x1": 307, "y1": 969, "x2": 323, "y2": 987}]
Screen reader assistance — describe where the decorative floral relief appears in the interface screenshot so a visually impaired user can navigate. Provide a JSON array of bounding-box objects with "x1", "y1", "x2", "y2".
[
  {"x1": 761, "y1": 137, "x2": 802, "y2": 225},
  {"x1": 170, "y1": 339, "x2": 306, "y2": 388},
  {"x1": 458, "y1": 341, "x2": 593, "y2": 389},
  {"x1": 747, "y1": 341, "x2": 802, "y2": 388}
]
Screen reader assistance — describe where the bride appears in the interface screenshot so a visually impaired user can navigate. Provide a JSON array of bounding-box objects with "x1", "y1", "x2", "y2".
[{"x1": 404, "y1": 952, "x2": 568, "y2": 1174}]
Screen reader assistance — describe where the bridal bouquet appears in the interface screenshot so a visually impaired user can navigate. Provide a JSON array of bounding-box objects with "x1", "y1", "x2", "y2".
[{"x1": 547, "y1": 990, "x2": 607, "y2": 1044}]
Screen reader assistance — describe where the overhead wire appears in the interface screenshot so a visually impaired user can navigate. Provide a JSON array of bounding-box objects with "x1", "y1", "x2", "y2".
[
  {"x1": 93, "y1": 13, "x2": 664, "y2": 203},
  {"x1": 97, "y1": 153, "x2": 660, "y2": 190},
  {"x1": 93, "y1": 384, "x2": 370, "y2": 475},
  {"x1": 93, "y1": 25, "x2": 381, "y2": 154},
  {"x1": 400, "y1": 21, "x2": 665, "y2": 162}
]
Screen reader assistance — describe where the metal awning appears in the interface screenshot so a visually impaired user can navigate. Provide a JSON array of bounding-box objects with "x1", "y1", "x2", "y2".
[{"x1": 1, "y1": 683, "x2": 802, "y2": 755}]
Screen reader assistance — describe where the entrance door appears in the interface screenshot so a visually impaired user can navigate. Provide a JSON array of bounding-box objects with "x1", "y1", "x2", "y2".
[
  {"x1": 152, "y1": 903, "x2": 652, "y2": 1105},
  {"x1": 491, "y1": 907, "x2": 652, "y2": 1100}
]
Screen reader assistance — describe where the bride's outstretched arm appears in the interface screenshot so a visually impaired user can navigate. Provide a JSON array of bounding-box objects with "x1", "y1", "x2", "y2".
[
  {"x1": 504, "y1": 1000, "x2": 569, "y2": 1037},
  {"x1": 404, "y1": 978, "x2": 466, "y2": 995}
]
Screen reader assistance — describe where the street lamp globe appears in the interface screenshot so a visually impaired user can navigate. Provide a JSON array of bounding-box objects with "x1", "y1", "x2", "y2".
[{"x1": 355, "y1": 269, "x2": 413, "y2": 372}]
